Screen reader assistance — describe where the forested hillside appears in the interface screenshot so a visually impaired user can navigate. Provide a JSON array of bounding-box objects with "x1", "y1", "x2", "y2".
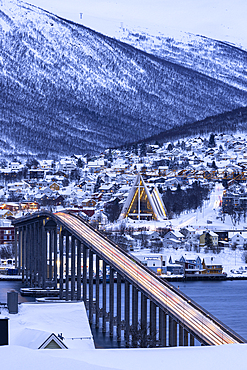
[{"x1": 1, "y1": 0, "x2": 247, "y2": 156}]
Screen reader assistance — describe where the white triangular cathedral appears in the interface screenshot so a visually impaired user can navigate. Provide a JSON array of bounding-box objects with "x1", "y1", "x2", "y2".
[{"x1": 119, "y1": 173, "x2": 167, "y2": 221}]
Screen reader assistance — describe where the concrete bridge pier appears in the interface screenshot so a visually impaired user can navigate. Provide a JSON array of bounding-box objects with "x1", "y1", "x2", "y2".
[
  {"x1": 71, "y1": 236, "x2": 76, "y2": 301},
  {"x1": 83, "y1": 243, "x2": 88, "y2": 305},
  {"x1": 169, "y1": 316, "x2": 177, "y2": 347},
  {"x1": 131, "y1": 285, "x2": 138, "y2": 347},
  {"x1": 20, "y1": 226, "x2": 24, "y2": 282},
  {"x1": 184, "y1": 328, "x2": 189, "y2": 346},
  {"x1": 29, "y1": 224, "x2": 34, "y2": 287},
  {"x1": 141, "y1": 293, "x2": 147, "y2": 347},
  {"x1": 25, "y1": 225, "x2": 30, "y2": 286},
  {"x1": 179, "y1": 324, "x2": 184, "y2": 346},
  {"x1": 190, "y1": 333, "x2": 195, "y2": 346},
  {"x1": 59, "y1": 227, "x2": 64, "y2": 300},
  {"x1": 102, "y1": 261, "x2": 107, "y2": 333},
  {"x1": 88, "y1": 249, "x2": 94, "y2": 324},
  {"x1": 95, "y1": 255, "x2": 100, "y2": 328},
  {"x1": 65, "y1": 233, "x2": 70, "y2": 301},
  {"x1": 159, "y1": 308, "x2": 167, "y2": 347},
  {"x1": 117, "y1": 272, "x2": 122, "y2": 342},
  {"x1": 77, "y1": 240, "x2": 82, "y2": 300},
  {"x1": 124, "y1": 280, "x2": 130, "y2": 346},
  {"x1": 109, "y1": 266, "x2": 114, "y2": 337}
]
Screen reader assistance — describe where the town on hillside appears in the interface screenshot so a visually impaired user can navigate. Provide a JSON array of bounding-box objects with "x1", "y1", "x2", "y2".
[{"x1": 1, "y1": 132, "x2": 247, "y2": 278}]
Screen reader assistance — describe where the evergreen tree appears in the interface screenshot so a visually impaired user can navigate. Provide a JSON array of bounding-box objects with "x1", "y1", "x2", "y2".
[
  {"x1": 205, "y1": 232, "x2": 213, "y2": 249},
  {"x1": 94, "y1": 176, "x2": 102, "y2": 193},
  {"x1": 212, "y1": 160, "x2": 217, "y2": 169},
  {"x1": 208, "y1": 133, "x2": 216, "y2": 147},
  {"x1": 77, "y1": 158, "x2": 83, "y2": 168},
  {"x1": 140, "y1": 142, "x2": 147, "y2": 157},
  {"x1": 167, "y1": 142, "x2": 173, "y2": 151}
]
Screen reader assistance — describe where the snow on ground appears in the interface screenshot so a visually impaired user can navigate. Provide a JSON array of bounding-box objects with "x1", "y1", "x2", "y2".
[
  {"x1": 1, "y1": 301, "x2": 247, "y2": 370},
  {"x1": 0, "y1": 339, "x2": 247, "y2": 370},
  {"x1": 22, "y1": 0, "x2": 247, "y2": 50}
]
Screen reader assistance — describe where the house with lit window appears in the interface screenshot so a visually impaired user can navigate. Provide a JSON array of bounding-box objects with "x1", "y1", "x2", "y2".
[
  {"x1": 0, "y1": 220, "x2": 15, "y2": 244},
  {"x1": 132, "y1": 253, "x2": 166, "y2": 275}
]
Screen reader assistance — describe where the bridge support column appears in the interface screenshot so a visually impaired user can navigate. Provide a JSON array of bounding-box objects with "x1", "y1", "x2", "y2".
[
  {"x1": 169, "y1": 316, "x2": 174, "y2": 347},
  {"x1": 117, "y1": 273, "x2": 122, "y2": 342},
  {"x1": 83, "y1": 244, "x2": 88, "y2": 304},
  {"x1": 173, "y1": 320, "x2": 177, "y2": 347},
  {"x1": 190, "y1": 333, "x2": 195, "y2": 346},
  {"x1": 179, "y1": 324, "x2": 184, "y2": 346},
  {"x1": 23, "y1": 226, "x2": 26, "y2": 284},
  {"x1": 71, "y1": 236, "x2": 76, "y2": 301},
  {"x1": 59, "y1": 227, "x2": 64, "y2": 300},
  {"x1": 65, "y1": 233, "x2": 69, "y2": 301},
  {"x1": 20, "y1": 226, "x2": 25, "y2": 283},
  {"x1": 29, "y1": 224, "x2": 34, "y2": 287},
  {"x1": 184, "y1": 329, "x2": 188, "y2": 346},
  {"x1": 14, "y1": 227, "x2": 18, "y2": 270},
  {"x1": 42, "y1": 220, "x2": 47, "y2": 289},
  {"x1": 132, "y1": 286, "x2": 138, "y2": 347},
  {"x1": 88, "y1": 249, "x2": 94, "y2": 324},
  {"x1": 159, "y1": 309, "x2": 166, "y2": 347},
  {"x1": 109, "y1": 266, "x2": 114, "y2": 337},
  {"x1": 37, "y1": 223, "x2": 42, "y2": 287},
  {"x1": 124, "y1": 280, "x2": 130, "y2": 346},
  {"x1": 53, "y1": 227, "x2": 58, "y2": 288},
  {"x1": 141, "y1": 293, "x2": 147, "y2": 347},
  {"x1": 47, "y1": 230, "x2": 52, "y2": 283},
  {"x1": 26, "y1": 225, "x2": 30, "y2": 286},
  {"x1": 30, "y1": 224, "x2": 34, "y2": 287},
  {"x1": 102, "y1": 261, "x2": 107, "y2": 333},
  {"x1": 150, "y1": 301, "x2": 157, "y2": 347},
  {"x1": 95, "y1": 255, "x2": 100, "y2": 327},
  {"x1": 77, "y1": 240, "x2": 82, "y2": 300}
]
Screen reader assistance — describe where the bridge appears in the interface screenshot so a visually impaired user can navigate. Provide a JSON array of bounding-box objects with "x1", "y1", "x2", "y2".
[{"x1": 12, "y1": 211, "x2": 246, "y2": 347}]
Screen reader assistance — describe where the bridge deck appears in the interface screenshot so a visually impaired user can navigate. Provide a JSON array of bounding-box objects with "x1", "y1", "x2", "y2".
[{"x1": 13, "y1": 211, "x2": 246, "y2": 346}]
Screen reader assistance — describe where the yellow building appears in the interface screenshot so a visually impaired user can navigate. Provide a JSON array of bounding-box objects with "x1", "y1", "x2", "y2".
[
  {"x1": 199, "y1": 231, "x2": 218, "y2": 247},
  {"x1": 201, "y1": 257, "x2": 224, "y2": 276}
]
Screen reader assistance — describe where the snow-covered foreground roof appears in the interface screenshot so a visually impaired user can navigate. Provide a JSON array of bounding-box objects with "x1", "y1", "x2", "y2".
[
  {"x1": 2, "y1": 301, "x2": 94, "y2": 350},
  {"x1": 0, "y1": 342, "x2": 247, "y2": 370},
  {"x1": 1, "y1": 301, "x2": 247, "y2": 369}
]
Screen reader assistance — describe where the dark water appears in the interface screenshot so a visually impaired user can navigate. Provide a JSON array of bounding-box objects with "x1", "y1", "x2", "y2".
[
  {"x1": 0, "y1": 281, "x2": 35, "y2": 304},
  {"x1": 1, "y1": 280, "x2": 247, "y2": 346},
  {"x1": 176, "y1": 280, "x2": 247, "y2": 341}
]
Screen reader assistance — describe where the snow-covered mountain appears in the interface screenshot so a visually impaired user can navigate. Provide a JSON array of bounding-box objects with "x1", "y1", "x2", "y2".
[
  {"x1": 115, "y1": 28, "x2": 247, "y2": 93},
  {"x1": 1, "y1": 0, "x2": 247, "y2": 156}
]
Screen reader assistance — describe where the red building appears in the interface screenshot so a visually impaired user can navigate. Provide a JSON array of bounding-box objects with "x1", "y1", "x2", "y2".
[{"x1": 0, "y1": 226, "x2": 15, "y2": 244}]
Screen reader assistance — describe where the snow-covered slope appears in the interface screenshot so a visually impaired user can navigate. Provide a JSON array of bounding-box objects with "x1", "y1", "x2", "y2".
[
  {"x1": 1, "y1": 0, "x2": 247, "y2": 156},
  {"x1": 115, "y1": 28, "x2": 247, "y2": 93},
  {"x1": 22, "y1": 0, "x2": 247, "y2": 51}
]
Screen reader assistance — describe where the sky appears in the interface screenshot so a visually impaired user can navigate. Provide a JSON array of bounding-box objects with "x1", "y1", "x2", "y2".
[{"x1": 20, "y1": 0, "x2": 247, "y2": 47}]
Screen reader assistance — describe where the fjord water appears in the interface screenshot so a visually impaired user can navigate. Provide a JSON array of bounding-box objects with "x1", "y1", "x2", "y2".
[
  {"x1": 1, "y1": 280, "x2": 246, "y2": 346},
  {"x1": 177, "y1": 280, "x2": 247, "y2": 340}
]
